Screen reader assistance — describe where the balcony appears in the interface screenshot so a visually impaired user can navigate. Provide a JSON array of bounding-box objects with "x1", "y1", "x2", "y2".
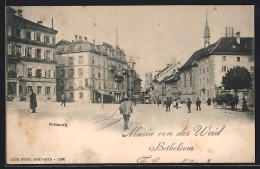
[
  {"x1": 114, "y1": 71, "x2": 124, "y2": 83},
  {"x1": 108, "y1": 65, "x2": 116, "y2": 71},
  {"x1": 7, "y1": 71, "x2": 17, "y2": 78}
]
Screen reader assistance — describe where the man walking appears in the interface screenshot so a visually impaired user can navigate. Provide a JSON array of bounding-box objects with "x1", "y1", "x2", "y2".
[
  {"x1": 187, "y1": 98, "x2": 192, "y2": 113},
  {"x1": 29, "y1": 89, "x2": 37, "y2": 113},
  {"x1": 166, "y1": 98, "x2": 172, "y2": 112},
  {"x1": 119, "y1": 95, "x2": 133, "y2": 130},
  {"x1": 196, "y1": 97, "x2": 201, "y2": 111},
  {"x1": 176, "y1": 98, "x2": 180, "y2": 109},
  {"x1": 61, "y1": 93, "x2": 66, "y2": 107}
]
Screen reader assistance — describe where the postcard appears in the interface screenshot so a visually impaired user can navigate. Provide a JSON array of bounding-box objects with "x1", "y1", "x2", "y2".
[{"x1": 6, "y1": 5, "x2": 255, "y2": 164}]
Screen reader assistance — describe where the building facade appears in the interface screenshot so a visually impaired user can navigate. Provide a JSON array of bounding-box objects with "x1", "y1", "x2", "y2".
[
  {"x1": 179, "y1": 31, "x2": 254, "y2": 103},
  {"x1": 6, "y1": 7, "x2": 58, "y2": 101},
  {"x1": 145, "y1": 72, "x2": 152, "y2": 89},
  {"x1": 56, "y1": 37, "x2": 128, "y2": 103}
]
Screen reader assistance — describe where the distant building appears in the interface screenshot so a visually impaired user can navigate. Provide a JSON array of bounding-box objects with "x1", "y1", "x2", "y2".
[
  {"x1": 145, "y1": 72, "x2": 152, "y2": 88},
  {"x1": 55, "y1": 37, "x2": 128, "y2": 103},
  {"x1": 178, "y1": 12, "x2": 254, "y2": 102},
  {"x1": 6, "y1": 7, "x2": 58, "y2": 101},
  {"x1": 150, "y1": 63, "x2": 180, "y2": 102}
]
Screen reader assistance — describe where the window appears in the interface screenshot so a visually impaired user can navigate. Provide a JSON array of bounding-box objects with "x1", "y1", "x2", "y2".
[
  {"x1": 27, "y1": 47, "x2": 32, "y2": 58},
  {"x1": 70, "y1": 92, "x2": 74, "y2": 99},
  {"x1": 78, "y1": 68, "x2": 83, "y2": 77},
  {"x1": 203, "y1": 69, "x2": 205, "y2": 73},
  {"x1": 190, "y1": 73, "x2": 192, "y2": 87},
  {"x1": 45, "y1": 87, "x2": 50, "y2": 94},
  {"x1": 16, "y1": 29, "x2": 21, "y2": 38},
  {"x1": 207, "y1": 90, "x2": 209, "y2": 97},
  {"x1": 47, "y1": 70, "x2": 51, "y2": 78},
  {"x1": 45, "y1": 50, "x2": 50, "y2": 60},
  {"x1": 200, "y1": 91, "x2": 201, "y2": 97},
  {"x1": 79, "y1": 92, "x2": 83, "y2": 99},
  {"x1": 27, "y1": 86, "x2": 32, "y2": 94},
  {"x1": 85, "y1": 79, "x2": 88, "y2": 87},
  {"x1": 8, "y1": 44, "x2": 12, "y2": 55},
  {"x1": 69, "y1": 69, "x2": 74, "y2": 77},
  {"x1": 45, "y1": 35, "x2": 50, "y2": 43},
  {"x1": 237, "y1": 57, "x2": 241, "y2": 62},
  {"x1": 98, "y1": 81, "x2": 101, "y2": 89},
  {"x1": 184, "y1": 73, "x2": 186, "y2": 88},
  {"x1": 251, "y1": 66, "x2": 254, "y2": 72},
  {"x1": 103, "y1": 70, "x2": 106, "y2": 79},
  {"x1": 36, "y1": 49, "x2": 41, "y2": 59},
  {"x1": 222, "y1": 66, "x2": 227, "y2": 72},
  {"x1": 26, "y1": 31, "x2": 31, "y2": 40},
  {"x1": 60, "y1": 81, "x2": 65, "y2": 89},
  {"x1": 36, "y1": 33, "x2": 41, "y2": 42},
  {"x1": 248, "y1": 56, "x2": 254, "y2": 62},
  {"x1": 200, "y1": 69, "x2": 201, "y2": 74},
  {"x1": 92, "y1": 68, "x2": 95, "y2": 77},
  {"x1": 37, "y1": 86, "x2": 41, "y2": 94},
  {"x1": 207, "y1": 67, "x2": 209, "y2": 72},
  {"x1": 78, "y1": 56, "x2": 83, "y2": 64},
  {"x1": 36, "y1": 69, "x2": 42, "y2": 78},
  {"x1": 91, "y1": 56, "x2": 95, "y2": 65},
  {"x1": 203, "y1": 78, "x2": 205, "y2": 84},
  {"x1": 52, "y1": 36, "x2": 55, "y2": 44},
  {"x1": 199, "y1": 79, "x2": 201, "y2": 85},
  {"x1": 16, "y1": 46, "x2": 21, "y2": 56},
  {"x1": 69, "y1": 46, "x2": 73, "y2": 51},
  {"x1": 98, "y1": 71, "x2": 101, "y2": 78},
  {"x1": 92, "y1": 80, "x2": 95, "y2": 88},
  {"x1": 68, "y1": 57, "x2": 74, "y2": 65},
  {"x1": 207, "y1": 78, "x2": 209, "y2": 83},
  {"x1": 60, "y1": 69, "x2": 65, "y2": 77},
  {"x1": 222, "y1": 56, "x2": 226, "y2": 61},
  {"x1": 28, "y1": 68, "x2": 32, "y2": 77}
]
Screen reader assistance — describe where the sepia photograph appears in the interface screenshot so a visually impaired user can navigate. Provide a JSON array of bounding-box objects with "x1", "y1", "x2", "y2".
[{"x1": 5, "y1": 5, "x2": 255, "y2": 164}]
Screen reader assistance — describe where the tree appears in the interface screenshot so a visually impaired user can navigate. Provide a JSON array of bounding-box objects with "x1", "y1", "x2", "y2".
[{"x1": 221, "y1": 66, "x2": 252, "y2": 95}]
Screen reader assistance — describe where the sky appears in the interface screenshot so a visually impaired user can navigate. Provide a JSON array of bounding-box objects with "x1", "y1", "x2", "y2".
[{"x1": 10, "y1": 6, "x2": 254, "y2": 87}]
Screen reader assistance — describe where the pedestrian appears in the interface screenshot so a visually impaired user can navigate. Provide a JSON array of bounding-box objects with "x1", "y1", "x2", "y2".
[
  {"x1": 119, "y1": 95, "x2": 133, "y2": 130},
  {"x1": 157, "y1": 99, "x2": 161, "y2": 107},
  {"x1": 61, "y1": 93, "x2": 66, "y2": 107},
  {"x1": 187, "y1": 98, "x2": 192, "y2": 113},
  {"x1": 176, "y1": 98, "x2": 179, "y2": 109},
  {"x1": 166, "y1": 98, "x2": 172, "y2": 112},
  {"x1": 29, "y1": 89, "x2": 37, "y2": 113},
  {"x1": 207, "y1": 97, "x2": 211, "y2": 106},
  {"x1": 196, "y1": 97, "x2": 201, "y2": 111},
  {"x1": 234, "y1": 95, "x2": 239, "y2": 110},
  {"x1": 242, "y1": 97, "x2": 248, "y2": 112}
]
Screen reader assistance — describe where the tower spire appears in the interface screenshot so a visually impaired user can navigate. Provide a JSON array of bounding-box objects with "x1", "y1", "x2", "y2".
[{"x1": 204, "y1": 9, "x2": 210, "y2": 48}]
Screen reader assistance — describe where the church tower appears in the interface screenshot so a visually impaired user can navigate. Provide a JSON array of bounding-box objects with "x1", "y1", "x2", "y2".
[{"x1": 204, "y1": 10, "x2": 210, "y2": 48}]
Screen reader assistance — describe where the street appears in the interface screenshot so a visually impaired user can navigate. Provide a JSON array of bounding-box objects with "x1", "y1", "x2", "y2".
[{"x1": 6, "y1": 101, "x2": 255, "y2": 163}]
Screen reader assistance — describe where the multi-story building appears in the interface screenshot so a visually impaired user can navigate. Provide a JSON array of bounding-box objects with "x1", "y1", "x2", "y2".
[
  {"x1": 55, "y1": 36, "x2": 128, "y2": 103},
  {"x1": 6, "y1": 7, "x2": 58, "y2": 101},
  {"x1": 178, "y1": 12, "x2": 254, "y2": 102},
  {"x1": 150, "y1": 62, "x2": 180, "y2": 103}
]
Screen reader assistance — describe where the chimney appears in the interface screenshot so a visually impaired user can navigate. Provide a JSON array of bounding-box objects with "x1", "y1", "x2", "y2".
[
  {"x1": 93, "y1": 39, "x2": 95, "y2": 45},
  {"x1": 84, "y1": 37, "x2": 87, "y2": 42},
  {"x1": 75, "y1": 35, "x2": 78, "y2": 41},
  {"x1": 37, "y1": 21, "x2": 42, "y2": 25},
  {"x1": 236, "y1": 32, "x2": 240, "y2": 44},
  {"x1": 79, "y1": 36, "x2": 82, "y2": 40},
  {"x1": 17, "y1": 9, "x2": 23, "y2": 17}
]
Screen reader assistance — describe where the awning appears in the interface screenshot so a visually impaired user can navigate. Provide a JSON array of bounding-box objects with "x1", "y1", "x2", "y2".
[{"x1": 95, "y1": 90, "x2": 113, "y2": 96}]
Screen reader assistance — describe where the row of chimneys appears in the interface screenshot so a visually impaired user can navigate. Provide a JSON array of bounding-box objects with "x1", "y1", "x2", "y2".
[
  {"x1": 74, "y1": 35, "x2": 88, "y2": 42},
  {"x1": 225, "y1": 26, "x2": 240, "y2": 44},
  {"x1": 17, "y1": 9, "x2": 54, "y2": 29}
]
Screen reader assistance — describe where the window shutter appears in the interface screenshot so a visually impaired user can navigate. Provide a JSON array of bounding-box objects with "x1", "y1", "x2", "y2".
[
  {"x1": 31, "y1": 32, "x2": 34, "y2": 40},
  {"x1": 41, "y1": 49, "x2": 45, "y2": 59},
  {"x1": 32, "y1": 68, "x2": 35, "y2": 77},
  {"x1": 21, "y1": 46, "x2": 25, "y2": 56},
  {"x1": 8, "y1": 44, "x2": 12, "y2": 55},
  {"x1": 49, "y1": 36, "x2": 53, "y2": 44},
  {"x1": 31, "y1": 48, "x2": 35, "y2": 58},
  {"x1": 50, "y1": 51, "x2": 53, "y2": 60},
  {"x1": 40, "y1": 34, "x2": 44, "y2": 42},
  {"x1": 45, "y1": 87, "x2": 47, "y2": 94},
  {"x1": 8, "y1": 26, "x2": 12, "y2": 36},
  {"x1": 50, "y1": 70, "x2": 53, "y2": 78},
  {"x1": 21, "y1": 30, "x2": 25, "y2": 38},
  {"x1": 42, "y1": 69, "x2": 45, "y2": 77}
]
